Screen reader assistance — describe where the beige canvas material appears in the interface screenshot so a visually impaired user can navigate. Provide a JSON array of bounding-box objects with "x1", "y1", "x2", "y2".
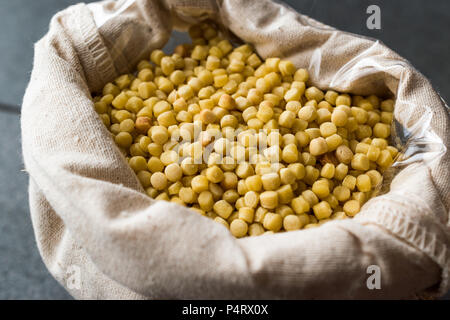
[{"x1": 21, "y1": 0, "x2": 449, "y2": 299}]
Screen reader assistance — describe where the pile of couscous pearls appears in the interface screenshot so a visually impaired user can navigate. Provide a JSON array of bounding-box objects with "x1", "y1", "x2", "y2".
[{"x1": 93, "y1": 22, "x2": 398, "y2": 238}]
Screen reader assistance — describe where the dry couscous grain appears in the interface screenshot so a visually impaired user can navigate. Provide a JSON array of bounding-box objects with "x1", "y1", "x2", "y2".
[{"x1": 94, "y1": 22, "x2": 399, "y2": 237}]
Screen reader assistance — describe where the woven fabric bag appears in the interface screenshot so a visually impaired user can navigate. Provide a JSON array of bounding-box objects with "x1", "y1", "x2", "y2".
[{"x1": 22, "y1": 0, "x2": 449, "y2": 299}]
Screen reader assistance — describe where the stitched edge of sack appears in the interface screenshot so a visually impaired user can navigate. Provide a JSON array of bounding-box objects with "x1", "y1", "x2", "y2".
[
  {"x1": 357, "y1": 198, "x2": 450, "y2": 296},
  {"x1": 76, "y1": 4, "x2": 117, "y2": 90}
]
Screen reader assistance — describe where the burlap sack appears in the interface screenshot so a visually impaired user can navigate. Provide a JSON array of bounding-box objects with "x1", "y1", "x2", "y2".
[{"x1": 21, "y1": 0, "x2": 450, "y2": 299}]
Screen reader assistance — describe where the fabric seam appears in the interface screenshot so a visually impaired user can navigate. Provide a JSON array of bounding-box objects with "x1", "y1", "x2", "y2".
[
  {"x1": 357, "y1": 200, "x2": 449, "y2": 295},
  {"x1": 76, "y1": 4, "x2": 117, "y2": 89}
]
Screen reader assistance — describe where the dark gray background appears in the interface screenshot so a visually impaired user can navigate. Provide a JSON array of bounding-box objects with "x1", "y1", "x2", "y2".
[{"x1": 0, "y1": 0, "x2": 448, "y2": 300}]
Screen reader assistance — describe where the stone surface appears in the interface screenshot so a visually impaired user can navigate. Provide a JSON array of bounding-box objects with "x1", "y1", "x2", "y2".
[{"x1": 0, "y1": 112, "x2": 72, "y2": 299}]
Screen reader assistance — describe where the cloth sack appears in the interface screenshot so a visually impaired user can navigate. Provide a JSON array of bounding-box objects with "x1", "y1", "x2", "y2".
[{"x1": 22, "y1": 0, "x2": 450, "y2": 299}]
